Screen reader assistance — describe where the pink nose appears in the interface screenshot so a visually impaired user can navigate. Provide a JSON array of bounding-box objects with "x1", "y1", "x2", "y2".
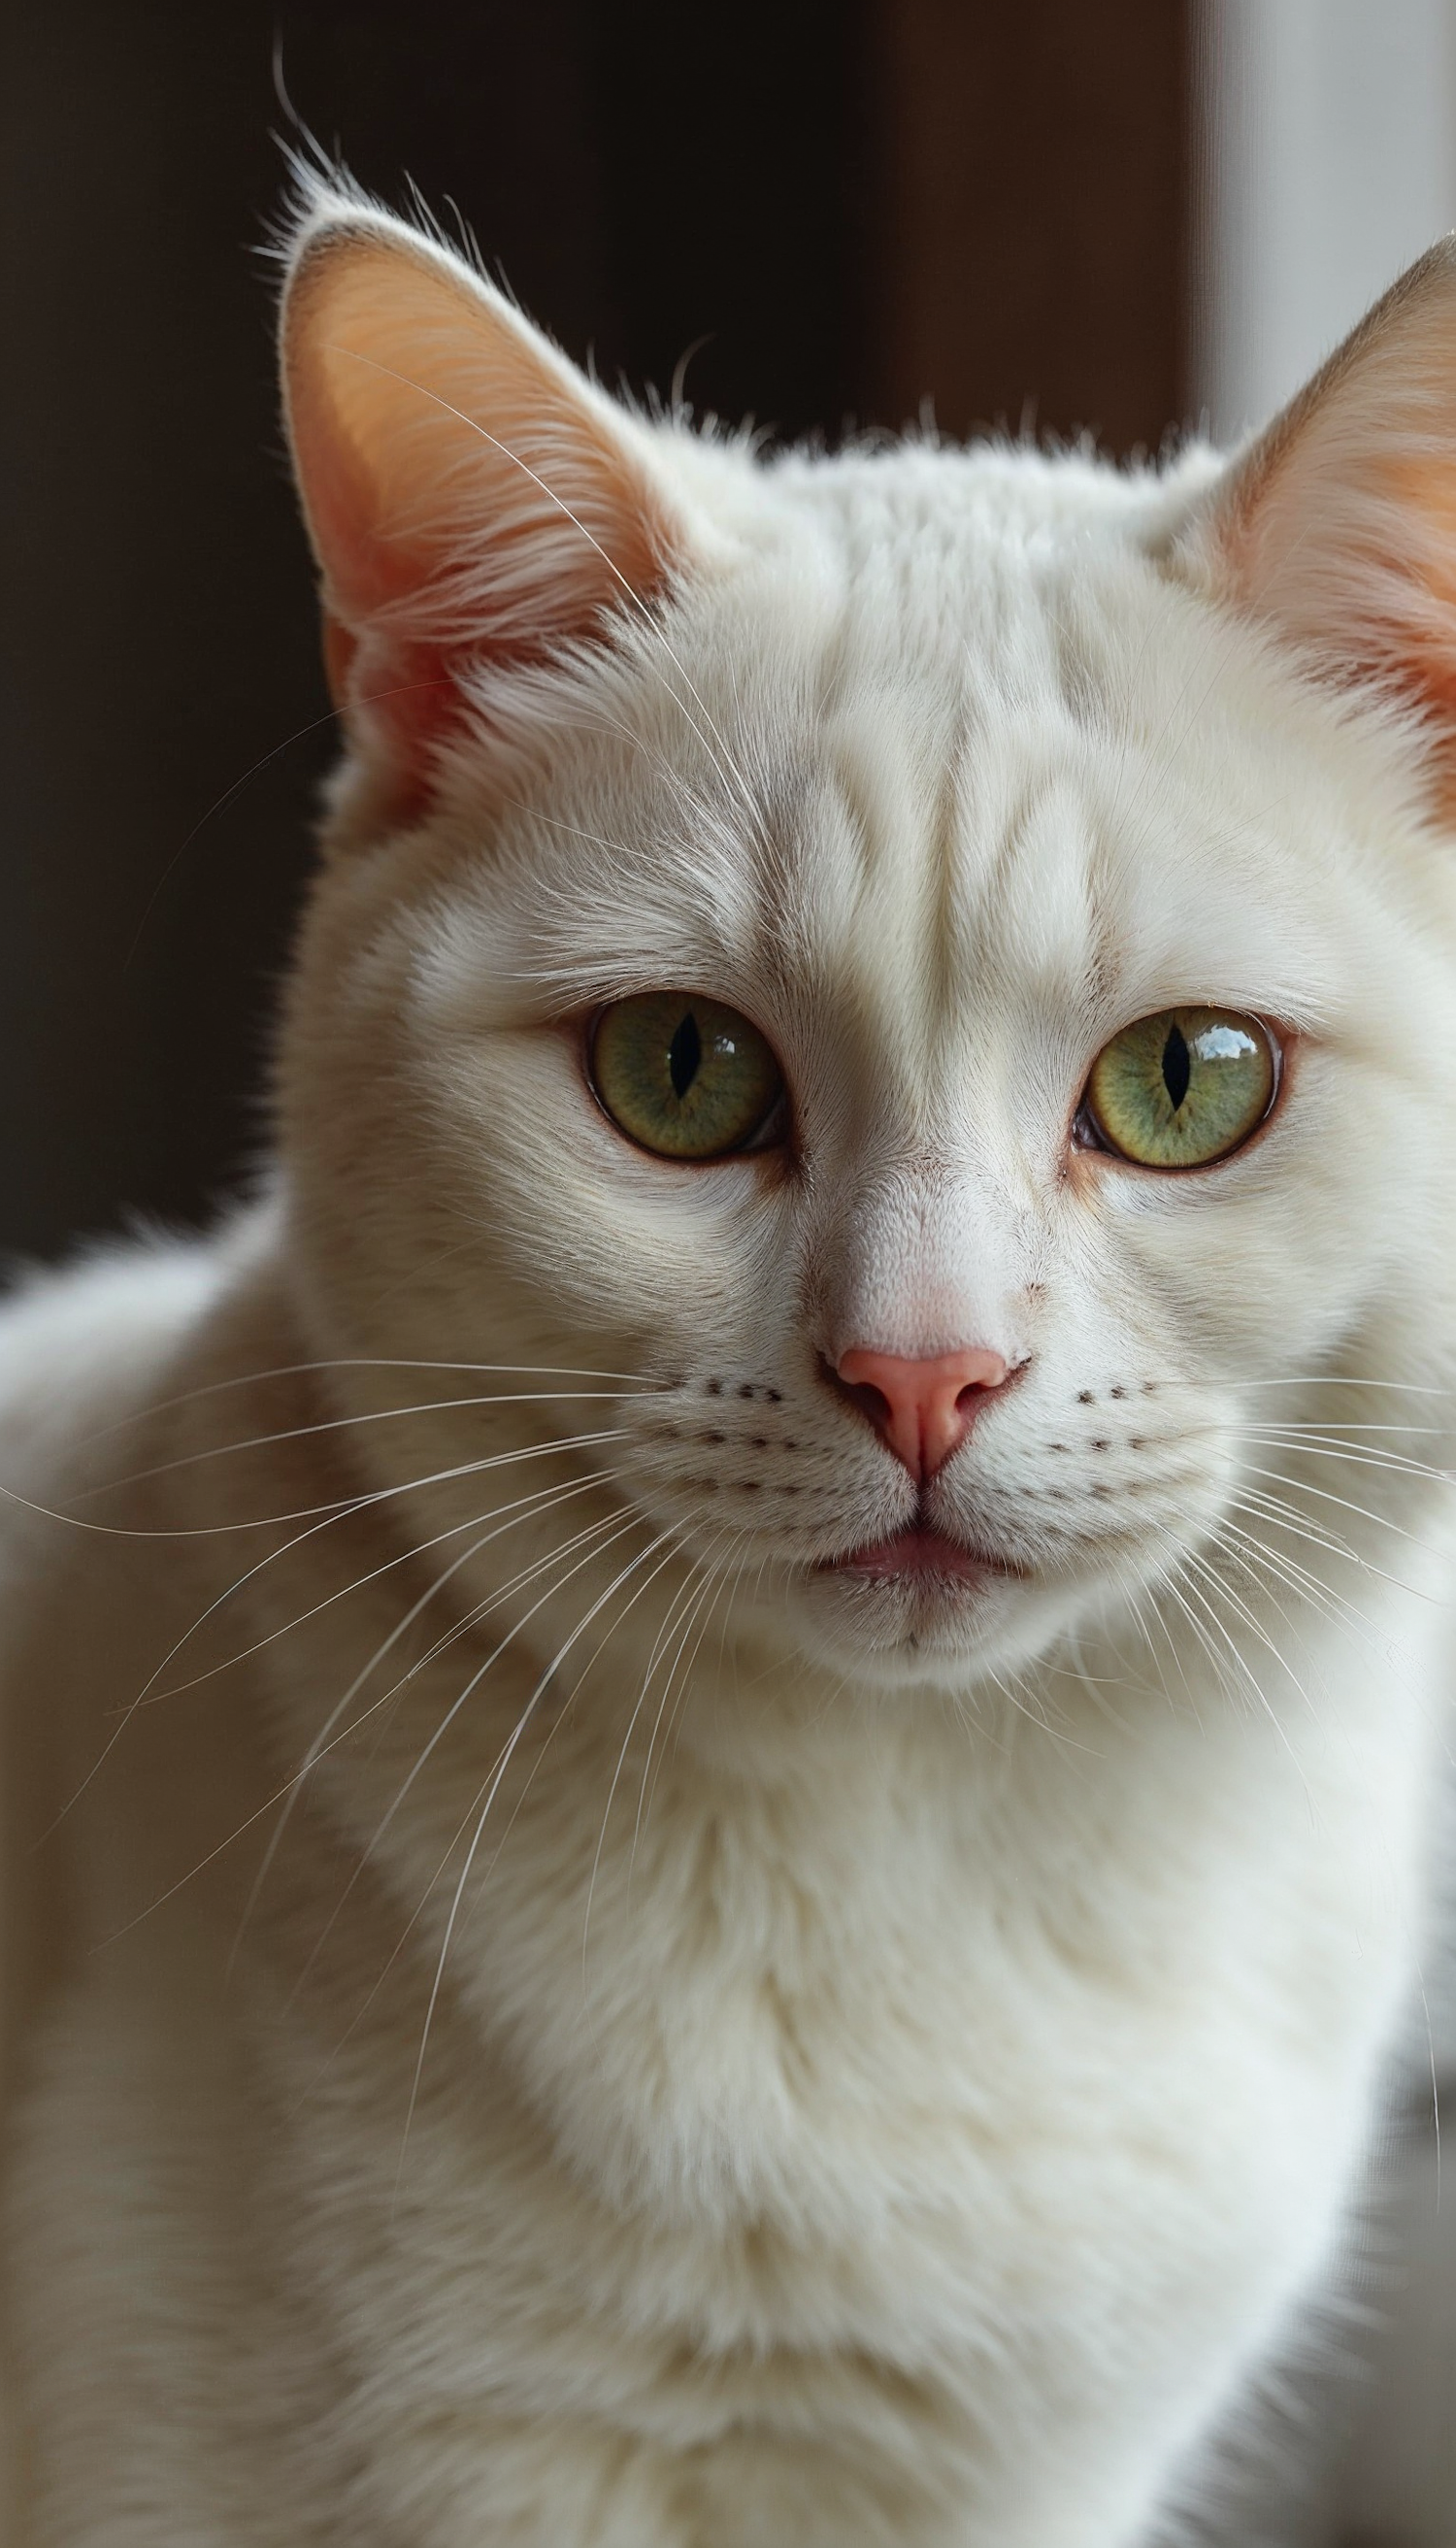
[{"x1": 835, "y1": 1345, "x2": 1010, "y2": 1482}]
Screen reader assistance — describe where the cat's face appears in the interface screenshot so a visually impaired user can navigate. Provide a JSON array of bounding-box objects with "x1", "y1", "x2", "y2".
[{"x1": 277, "y1": 192, "x2": 1456, "y2": 1699}]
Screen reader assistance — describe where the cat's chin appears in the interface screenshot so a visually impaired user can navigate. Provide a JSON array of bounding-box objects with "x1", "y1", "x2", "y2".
[{"x1": 796, "y1": 1528, "x2": 1032, "y2": 1678}]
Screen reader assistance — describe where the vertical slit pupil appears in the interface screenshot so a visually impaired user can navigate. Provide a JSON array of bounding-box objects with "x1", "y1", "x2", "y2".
[
  {"x1": 1161, "y1": 1024, "x2": 1190, "y2": 1110},
  {"x1": 669, "y1": 1010, "x2": 702, "y2": 1100}
]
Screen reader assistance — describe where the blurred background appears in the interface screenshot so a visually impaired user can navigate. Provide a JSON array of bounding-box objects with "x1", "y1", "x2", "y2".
[{"x1": 4, "y1": 0, "x2": 1455, "y2": 1260}]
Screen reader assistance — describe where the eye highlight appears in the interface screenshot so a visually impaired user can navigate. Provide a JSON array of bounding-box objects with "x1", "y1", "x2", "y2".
[
  {"x1": 590, "y1": 992, "x2": 784, "y2": 1160},
  {"x1": 1085, "y1": 1008, "x2": 1276, "y2": 1170}
]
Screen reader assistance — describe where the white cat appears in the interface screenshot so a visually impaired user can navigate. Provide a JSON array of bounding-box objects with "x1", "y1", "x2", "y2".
[{"x1": 4, "y1": 173, "x2": 1456, "y2": 2545}]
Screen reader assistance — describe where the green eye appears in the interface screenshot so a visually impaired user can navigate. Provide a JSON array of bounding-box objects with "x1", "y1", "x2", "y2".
[
  {"x1": 1086, "y1": 1008, "x2": 1276, "y2": 1169},
  {"x1": 590, "y1": 992, "x2": 784, "y2": 1160}
]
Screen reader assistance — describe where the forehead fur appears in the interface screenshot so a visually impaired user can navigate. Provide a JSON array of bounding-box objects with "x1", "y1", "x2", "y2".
[{"x1": 414, "y1": 427, "x2": 1440, "y2": 1074}]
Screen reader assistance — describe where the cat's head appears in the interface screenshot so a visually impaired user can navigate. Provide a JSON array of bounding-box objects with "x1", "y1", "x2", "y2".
[{"x1": 272, "y1": 179, "x2": 1456, "y2": 1701}]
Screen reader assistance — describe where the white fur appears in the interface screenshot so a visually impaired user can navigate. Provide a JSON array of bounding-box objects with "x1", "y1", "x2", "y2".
[{"x1": 7, "y1": 192, "x2": 1456, "y2": 2543}]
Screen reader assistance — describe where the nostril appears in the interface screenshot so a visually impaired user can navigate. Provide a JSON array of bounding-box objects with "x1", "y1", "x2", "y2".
[
  {"x1": 840, "y1": 1377, "x2": 895, "y2": 1437},
  {"x1": 818, "y1": 1357, "x2": 898, "y2": 1440}
]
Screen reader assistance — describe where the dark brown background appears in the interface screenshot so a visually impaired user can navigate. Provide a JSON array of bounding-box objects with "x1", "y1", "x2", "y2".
[{"x1": 1, "y1": 1, "x2": 1190, "y2": 1258}]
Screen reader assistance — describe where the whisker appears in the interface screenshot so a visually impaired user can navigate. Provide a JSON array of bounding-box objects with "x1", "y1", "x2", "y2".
[
  {"x1": 9, "y1": 1426, "x2": 635, "y2": 1544},
  {"x1": 47, "y1": 1434, "x2": 633, "y2": 1832},
  {"x1": 1236, "y1": 1430, "x2": 1453, "y2": 1484},
  {"x1": 1225, "y1": 1485, "x2": 1367, "y2": 1569},
  {"x1": 1127, "y1": 1586, "x2": 1202, "y2": 1721},
  {"x1": 1236, "y1": 1462, "x2": 1446, "y2": 1552},
  {"x1": 396, "y1": 1525, "x2": 674, "y2": 2190},
  {"x1": 80, "y1": 1390, "x2": 647, "y2": 1499},
  {"x1": 1224, "y1": 1482, "x2": 1415, "y2": 1590},
  {"x1": 1157, "y1": 1565, "x2": 1261, "y2": 1728},
  {"x1": 1228, "y1": 1491, "x2": 1438, "y2": 1624},
  {"x1": 278, "y1": 1502, "x2": 643, "y2": 2004},
  {"x1": 448, "y1": 1521, "x2": 708, "y2": 1936},
  {"x1": 226, "y1": 1470, "x2": 622, "y2": 1973},
  {"x1": 1203, "y1": 1529, "x2": 1367, "y2": 1671},
  {"x1": 1237, "y1": 1420, "x2": 1449, "y2": 1437},
  {"x1": 1235, "y1": 1378, "x2": 1456, "y2": 1394},
  {"x1": 623, "y1": 1537, "x2": 736, "y2": 1878},
  {"x1": 632, "y1": 1537, "x2": 744, "y2": 1864},
  {"x1": 145, "y1": 1468, "x2": 618, "y2": 1706},
  {"x1": 108, "y1": 1494, "x2": 640, "y2": 1960},
  {"x1": 579, "y1": 1543, "x2": 722, "y2": 1978},
  {"x1": 1171, "y1": 1547, "x2": 1315, "y2": 1772},
  {"x1": 1212, "y1": 1513, "x2": 1377, "y2": 1642},
  {"x1": 74, "y1": 1355, "x2": 666, "y2": 1448}
]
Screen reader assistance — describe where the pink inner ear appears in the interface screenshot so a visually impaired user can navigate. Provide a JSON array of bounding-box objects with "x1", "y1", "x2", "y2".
[
  {"x1": 1301, "y1": 448, "x2": 1456, "y2": 816},
  {"x1": 1375, "y1": 452, "x2": 1456, "y2": 721},
  {"x1": 283, "y1": 220, "x2": 687, "y2": 823},
  {"x1": 320, "y1": 618, "x2": 461, "y2": 827},
  {"x1": 1191, "y1": 241, "x2": 1456, "y2": 814}
]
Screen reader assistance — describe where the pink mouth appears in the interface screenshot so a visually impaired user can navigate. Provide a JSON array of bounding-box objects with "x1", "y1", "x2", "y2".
[{"x1": 825, "y1": 1527, "x2": 1007, "y2": 1584}]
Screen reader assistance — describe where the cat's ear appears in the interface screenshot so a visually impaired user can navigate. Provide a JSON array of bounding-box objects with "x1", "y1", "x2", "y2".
[
  {"x1": 1183, "y1": 236, "x2": 1456, "y2": 783},
  {"x1": 281, "y1": 192, "x2": 694, "y2": 822}
]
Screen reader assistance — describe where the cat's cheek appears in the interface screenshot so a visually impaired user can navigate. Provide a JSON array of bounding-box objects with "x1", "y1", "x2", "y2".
[
  {"x1": 474, "y1": 1080, "x2": 800, "y2": 1348},
  {"x1": 572, "y1": 1089, "x2": 799, "y2": 1199}
]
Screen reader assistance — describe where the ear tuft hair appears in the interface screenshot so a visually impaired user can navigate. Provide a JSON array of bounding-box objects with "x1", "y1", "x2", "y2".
[
  {"x1": 1182, "y1": 237, "x2": 1456, "y2": 791},
  {"x1": 277, "y1": 167, "x2": 695, "y2": 826}
]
